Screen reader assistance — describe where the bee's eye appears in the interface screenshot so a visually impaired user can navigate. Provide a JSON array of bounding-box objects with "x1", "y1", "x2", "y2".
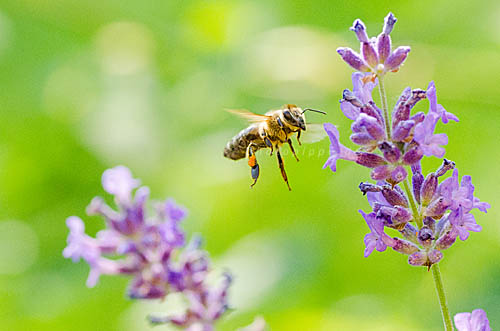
[{"x1": 283, "y1": 111, "x2": 293, "y2": 121}]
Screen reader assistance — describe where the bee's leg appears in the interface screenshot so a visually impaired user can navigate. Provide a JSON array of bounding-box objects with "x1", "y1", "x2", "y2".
[
  {"x1": 276, "y1": 149, "x2": 291, "y2": 191},
  {"x1": 247, "y1": 144, "x2": 260, "y2": 188},
  {"x1": 261, "y1": 131, "x2": 273, "y2": 156},
  {"x1": 287, "y1": 139, "x2": 300, "y2": 162},
  {"x1": 297, "y1": 129, "x2": 302, "y2": 146},
  {"x1": 265, "y1": 137, "x2": 274, "y2": 156}
]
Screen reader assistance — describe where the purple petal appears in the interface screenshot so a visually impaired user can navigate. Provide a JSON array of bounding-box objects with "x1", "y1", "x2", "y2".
[
  {"x1": 102, "y1": 166, "x2": 140, "y2": 204},
  {"x1": 455, "y1": 309, "x2": 491, "y2": 331},
  {"x1": 165, "y1": 199, "x2": 188, "y2": 222},
  {"x1": 340, "y1": 101, "x2": 360, "y2": 120},
  {"x1": 427, "y1": 81, "x2": 459, "y2": 124},
  {"x1": 470, "y1": 309, "x2": 491, "y2": 331},
  {"x1": 352, "y1": 72, "x2": 376, "y2": 104},
  {"x1": 323, "y1": 123, "x2": 357, "y2": 171}
]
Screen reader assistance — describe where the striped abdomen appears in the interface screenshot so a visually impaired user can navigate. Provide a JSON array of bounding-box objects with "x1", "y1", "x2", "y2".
[{"x1": 223, "y1": 125, "x2": 266, "y2": 160}]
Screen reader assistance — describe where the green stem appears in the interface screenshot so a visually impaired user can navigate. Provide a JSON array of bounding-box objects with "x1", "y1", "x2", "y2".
[
  {"x1": 402, "y1": 176, "x2": 423, "y2": 228},
  {"x1": 432, "y1": 264, "x2": 454, "y2": 331},
  {"x1": 377, "y1": 75, "x2": 391, "y2": 140}
]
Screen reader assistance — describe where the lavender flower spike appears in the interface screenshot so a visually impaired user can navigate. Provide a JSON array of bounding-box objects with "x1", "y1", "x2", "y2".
[
  {"x1": 64, "y1": 166, "x2": 240, "y2": 329},
  {"x1": 323, "y1": 123, "x2": 357, "y2": 171},
  {"x1": 454, "y1": 309, "x2": 491, "y2": 331}
]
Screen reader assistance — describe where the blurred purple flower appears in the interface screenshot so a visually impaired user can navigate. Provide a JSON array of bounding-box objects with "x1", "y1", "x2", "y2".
[
  {"x1": 454, "y1": 309, "x2": 491, "y2": 331},
  {"x1": 64, "y1": 166, "x2": 233, "y2": 329}
]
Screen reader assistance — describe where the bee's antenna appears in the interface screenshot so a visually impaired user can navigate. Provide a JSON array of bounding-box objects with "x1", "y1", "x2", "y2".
[{"x1": 302, "y1": 108, "x2": 326, "y2": 115}]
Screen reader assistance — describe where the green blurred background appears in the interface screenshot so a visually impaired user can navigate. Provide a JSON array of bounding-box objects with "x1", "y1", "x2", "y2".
[{"x1": 0, "y1": 0, "x2": 499, "y2": 330}]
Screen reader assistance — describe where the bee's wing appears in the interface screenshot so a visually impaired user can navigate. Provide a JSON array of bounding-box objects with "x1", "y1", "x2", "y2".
[
  {"x1": 301, "y1": 123, "x2": 328, "y2": 143},
  {"x1": 226, "y1": 109, "x2": 271, "y2": 123}
]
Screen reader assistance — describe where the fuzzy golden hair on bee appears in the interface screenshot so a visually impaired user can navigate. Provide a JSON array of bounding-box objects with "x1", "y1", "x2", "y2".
[{"x1": 223, "y1": 104, "x2": 326, "y2": 190}]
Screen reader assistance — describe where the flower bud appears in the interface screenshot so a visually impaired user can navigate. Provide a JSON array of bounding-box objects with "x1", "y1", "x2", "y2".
[
  {"x1": 392, "y1": 120, "x2": 415, "y2": 142},
  {"x1": 435, "y1": 229, "x2": 458, "y2": 250},
  {"x1": 362, "y1": 101, "x2": 384, "y2": 124},
  {"x1": 341, "y1": 89, "x2": 364, "y2": 108},
  {"x1": 390, "y1": 166, "x2": 407, "y2": 184},
  {"x1": 412, "y1": 170, "x2": 424, "y2": 205},
  {"x1": 382, "y1": 186, "x2": 409, "y2": 207},
  {"x1": 399, "y1": 223, "x2": 418, "y2": 243},
  {"x1": 418, "y1": 226, "x2": 434, "y2": 247},
  {"x1": 382, "y1": 12, "x2": 397, "y2": 35},
  {"x1": 377, "y1": 33, "x2": 391, "y2": 63},
  {"x1": 392, "y1": 87, "x2": 411, "y2": 126},
  {"x1": 350, "y1": 19, "x2": 369, "y2": 42},
  {"x1": 424, "y1": 197, "x2": 451, "y2": 218},
  {"x1": 362, "y1": 41, "x2": 379, "y2": 67},
  {"x1": 403, "y1": 146, "x2": 423, "y2": 165},
  {"x1": 353, "y1": 114, "x2": 385, "y2": 140},
  {"x1": 408, "y1": 251, "x2": 427, "y2": 266},
  {"x1": 359, "y1": 182, "x2": 382, "y2": 195},
  {"x1": 423, "y1": 216, "x2": 436, "y2": 233},
  {"x1": 337, "y1": 48, "x2": 370, "y2": 72},
  {"x1": 371, "y1": 165, "x2": 391, "y2": 180},
  {"x1": 428, "y1": 250, "x2": 443, "y2": 264},
  {"x1": 392, "y1": 238, "x2": 419, "y2": 255},
  {"x1": 384, "y1": 46, "x2": 410, "y2": 71},
  {"x1": 406, "y1": 89, "x2": 426, "y2": 109},
  {"x1": 435, "y1": 217, "x2": 450, "y2": 239},
  {"x1": 378, "y1": 142, "x2": 400, "y2": 163},
  {"x1": 351, "y1": 132, "x2": 375, "y2": 145},
  {"x1": 356, "y1": 152, "x2": 387, "y2": 168},
  {"x1": 435, "y1": 159, "x2": 455, "y2": 177},
  {"x1": 393, "y1": 206, "x2": 412, "y2": 224},
  {"x1": 421, "y1": 173, "x2": 438, "y2": 206}
]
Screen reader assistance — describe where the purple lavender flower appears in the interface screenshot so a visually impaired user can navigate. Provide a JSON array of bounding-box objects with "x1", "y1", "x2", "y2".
[
  {"x1": 337, "y1": 13, "x2": 410, "y2": 77},
  {"x1": 323, "y1": 123, "x2": 357, "y2": 171},
  {"x1": 327, "y1": 12, "x2": 491, "y2": 331},
  {"x1": 427, "y1": 81, "x2": 459, "y2": 124},
  {"x1": 64, "y1": 166, "x2": 233, "y2": 329},
  {"x1": 413, "y1": 81, "x2": 458, "y2": 158},
  {"x1": 454, "y1": 309, "x2": 491, "y2": 331},
  {"x1": 359, "y1": 210, "x2": 395, "y2": 257},
  {"x1": 431, "y1": 168, "x2": 491, "y2": 240},
  {"x1": 340, "y1": 72, "x2": 377, "y2": 120}
]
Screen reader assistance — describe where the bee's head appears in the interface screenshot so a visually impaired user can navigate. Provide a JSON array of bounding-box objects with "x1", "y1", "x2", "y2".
[
  {"x1": 281, "y1": 104, "x2": 325, "y2": 131},
  {"x1": 281, "y1": 104, "x2": 306, "y2": 130}
]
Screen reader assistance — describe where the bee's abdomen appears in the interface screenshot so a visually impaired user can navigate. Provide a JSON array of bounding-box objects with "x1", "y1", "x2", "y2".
[{"x1": 224, "y1": 126, "x2": 265, "y2": 160}]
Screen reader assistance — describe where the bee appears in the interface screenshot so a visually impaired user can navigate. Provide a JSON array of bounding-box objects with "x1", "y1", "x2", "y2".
[{"x1": 223, "y1": 104, "x2": 326, "y2": 190}]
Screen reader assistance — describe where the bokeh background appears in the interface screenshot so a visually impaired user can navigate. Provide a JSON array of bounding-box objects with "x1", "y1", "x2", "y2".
[{"x1": 0, "y1": 0, "x2": 499, "y2": 330}]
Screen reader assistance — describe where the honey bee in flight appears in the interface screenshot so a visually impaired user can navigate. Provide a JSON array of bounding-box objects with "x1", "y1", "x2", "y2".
[{"x1": 223, "y1": 104, "x2": 326, "y2": 190}]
